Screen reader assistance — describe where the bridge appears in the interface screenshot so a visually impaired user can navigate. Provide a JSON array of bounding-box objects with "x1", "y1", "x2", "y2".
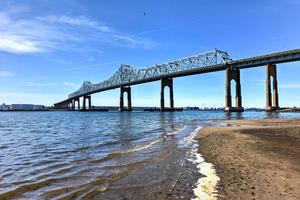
[{"x1": 54, "y1": 48, "x2": 300, "y2": 112}]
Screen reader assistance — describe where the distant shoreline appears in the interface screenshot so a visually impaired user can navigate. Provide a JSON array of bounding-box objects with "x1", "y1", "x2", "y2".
[
  {"x1": 0, "y1": 110, "x2": 51, "y2": 112},
  {"x1": 1, "y1": 108, "x2": 300, "y2": 112}
]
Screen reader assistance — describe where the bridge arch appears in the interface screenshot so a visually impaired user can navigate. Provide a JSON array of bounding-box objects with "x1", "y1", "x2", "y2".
[
  {"x1": 163, "y1": 86, "x2": 171, "y2": 108},
  {"x1": 119, "y1": 86, "x2": 132, "y2": 111},
  {"x1": 230, "y1": 79, "x2": 237, "y2": 107},
  {"x1": 225, "y1": 65, "x2": 243, "y2": 112},
  {"x1": 160, "y1": 78, "x2": 174, "y2": 111},
  {"x1": 123, "y1": 92, "x2": 129, "y2": 109}
]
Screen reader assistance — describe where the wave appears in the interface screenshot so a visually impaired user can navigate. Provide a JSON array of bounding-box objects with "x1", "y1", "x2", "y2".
[
  {"x1": 0, "y1": 144, "x2": 9, "y2": 149},
  {"x1": 89, "y1": 138, "x2": 162, "y2": 165},
  {"x1": 45, "y1": 140, "x2": 120, "y2": 156},
  {"x1": 41, "y1": 170, "x2": 131, "y2": 199},
  {"x1": 90, "y1": 127, "x2": 187, "y2": 165},
  {"x1": 165, "y1": 126, "x2": 187, "y2": 136},
  {"x1": 0, "y1": 126, "x2": 185, "y2": 199},
  {"x1": 109, "y1": 139, "x2": 161, "y2": 156}
]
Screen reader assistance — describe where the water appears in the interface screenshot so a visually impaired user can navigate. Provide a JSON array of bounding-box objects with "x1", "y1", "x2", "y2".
[{"x1": 0, "y1": 111, "x2": 299, "y2": 199}]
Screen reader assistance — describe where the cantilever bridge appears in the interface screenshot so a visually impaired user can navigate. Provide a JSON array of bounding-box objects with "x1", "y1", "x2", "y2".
[{"x1": 54, "y1": 48, "x2": 300, "y2": 112}]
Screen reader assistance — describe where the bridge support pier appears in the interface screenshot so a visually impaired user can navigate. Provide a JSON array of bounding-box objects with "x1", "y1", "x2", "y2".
[
  {"x1": 54, "y1": 101, "x2": 70, "y2": 110},
  {"x1": 73, "y1": 98, "x2": 80, "y2": 110},
  {"x1": 88, "y1": 96, "x2": 91, "y2": 110},
  {"x1": 77, "y1": 98, "x2": 80, "y2": 110},
  {"x1": 82, "y1": 95, "x2": 92, "y2": 111},
  {"x1": 225, "y1": 65, "x2": 244, "y2": 112},
  {"x1": 120, "y1": 86, "x2": 132, "y2": 112},
  {"x1": 160, "y1": 77, "x2": 174, "y2": 112},
  {"x1": 71, "y1": 99, "x2": 75, "y2": 110},
  {"x1": 266, "y1": 64, "x2": 279, "y2": 112},
  {"x1": 68, "y1": 102, "x2": 72, "y2": 110}
]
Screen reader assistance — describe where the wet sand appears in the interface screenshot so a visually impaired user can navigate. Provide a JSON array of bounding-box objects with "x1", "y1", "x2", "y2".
[
  {"x1": 92, "y1": 139, "x2": 201, "y2": 200},
  {"x1": 196, "y1": 118, "x2": 300, "y2": 200},
  {"x1": 45, "y1": 118, "x2": 300, "y2": 200}
]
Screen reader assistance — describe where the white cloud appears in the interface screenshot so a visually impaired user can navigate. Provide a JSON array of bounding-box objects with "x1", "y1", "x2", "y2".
[
  {"x1": 63, "y1": 82, "x2": 79, "y2": 87},
  {"x1": 0, "y1": 71, "x2": 14, "y2": 77},
  {"x1": 0, "y1": 36, "x2": 43, "y2": 53},
  {"x1": 66, "y1": 61, "x2": 121, "y2": 71},
  {"x1": 0, "y1": 11, "x2": 78, "y2": 53},
  {"x1": 244, "y1": 79, "x2": 265, "y2": 87},
  {"x1": 0, "y1": 7, "x2": 157, "y2": 54},
  {"x1": 248, "y1": 81, "x2": 300, "y2": 89},
  {"x1": 113, "y1": 35, "x2": 136, "y2": 43},
  {"x1": 25, "y1": 82, "x2": 53, "y2": 87},
  {"x1": 24, "y1": 81, "x2": 79, "y2": 88},
  {"x1": 38, "y1": 15, "x2": 111, "y2": 32},
  {"x1": 280, "y1": 83, "x2": 300, "y2": 89},
  {"x1": 87, "y1": 57, "x2": 94, "y2": 62},
  {"x1": 112, "y1": 34, "x2": 158, "y2": 49},
  {"x1": 0, "y1": 92, "x2": 66, "y2": 106}
]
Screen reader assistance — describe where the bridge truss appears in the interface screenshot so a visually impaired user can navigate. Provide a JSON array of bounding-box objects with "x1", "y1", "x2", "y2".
[{"x1": 69, "y1": 49, "x2": 232, "y2": 98}]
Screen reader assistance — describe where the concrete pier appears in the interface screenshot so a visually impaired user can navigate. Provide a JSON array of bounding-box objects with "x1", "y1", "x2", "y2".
[
  {"x1": 225, "y1": 65, "x2": 244, "y2": 112},
  {"x1": 82, "y1": 95, "x2": 92, "y2": 111},
  {"x1": 71, "y1": 99, "x2": 75, "y2": 110},
  {"x1": 74, "y1": 98, "x2": 80, "y2": 110},
  {"x1": 160, "y1": 77, "x2": 174, "y2": 112},
  {"x1": 68, "y1": 102, "x2": 72, "y2": 110},
  {"x1": 266, "y1": 64, "x2": 279, "y2": 112},
  {"x1": 120, "y1": 86, "x2": 132, "y2": 111}
]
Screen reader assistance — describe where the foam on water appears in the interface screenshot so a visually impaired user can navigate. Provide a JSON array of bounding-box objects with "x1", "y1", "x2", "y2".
[
  {"x1": 108, "y1": 126, "x2": 186, "y2": 156},
  {"x1": 185, "y1": 127, "x2": 220, "y2": 200},
  {"x1": 166, "y1": 126, "x2": 187, "y2": 136},
  {"x1": 110, "y1": 139, "x2": 161, "y2": 155}
]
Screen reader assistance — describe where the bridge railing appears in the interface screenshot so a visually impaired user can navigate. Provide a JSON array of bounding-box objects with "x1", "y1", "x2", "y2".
[{"x1": 68, "y1": 49, "x2": 231, "y2": 99}]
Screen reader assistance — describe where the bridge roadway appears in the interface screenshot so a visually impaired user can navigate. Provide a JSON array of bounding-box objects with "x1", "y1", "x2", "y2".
[{"x1": 54, "y1": 48, "x2": 300, "y2": 112}]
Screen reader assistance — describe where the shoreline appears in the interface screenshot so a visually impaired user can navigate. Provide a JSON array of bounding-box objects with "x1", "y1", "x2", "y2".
[
  {"x1": 91, "y1": 126, "x2": 222, "y2": 200},
  {"x1": 1, "y1": 117, "x2": 300, "y2": 199},
  {"x1": 195, "y1": 118, "x2": 300, "y2": 199}
]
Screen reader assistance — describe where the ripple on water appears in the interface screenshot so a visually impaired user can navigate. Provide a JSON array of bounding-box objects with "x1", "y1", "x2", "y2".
[
  {"x1": 0, "y1": 144, "x2": 9, "y2": 149},
  {"x1": 1, "y1": 111, "x2": 299, "y2": 198}
]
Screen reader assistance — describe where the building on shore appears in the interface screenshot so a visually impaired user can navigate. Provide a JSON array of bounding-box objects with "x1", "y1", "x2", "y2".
[
  {"x1": 10, "y1": 104, "x2": 45, "y2": 111},
  {"x1": 0, "y1": 104, "x2": 46, "y2": 111},
  {"x1": 0, "y1": 103, "x2": 11, "y2": 111}
]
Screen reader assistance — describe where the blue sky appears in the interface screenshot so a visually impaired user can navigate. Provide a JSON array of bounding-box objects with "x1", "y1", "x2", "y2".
[{"x1": 0, "y1": 0, "x2": 300, "y2": 108}]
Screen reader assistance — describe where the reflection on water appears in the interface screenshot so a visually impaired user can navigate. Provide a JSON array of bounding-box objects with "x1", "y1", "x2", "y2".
[{"x1": 0, "y1": 111, "x2": 299, "y2": 199}]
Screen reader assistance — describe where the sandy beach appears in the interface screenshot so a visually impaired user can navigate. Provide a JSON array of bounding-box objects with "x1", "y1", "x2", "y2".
[
  {"x1": 92, "y1": 118, "x2": 300, "y2": 200},
  {"x1": 196, "y1": 118, "x2": 300, "y2": 200}
]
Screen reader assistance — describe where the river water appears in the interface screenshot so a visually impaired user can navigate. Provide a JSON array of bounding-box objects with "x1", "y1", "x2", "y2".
[{"x1": 0, "y1": 111, "x2": 299, "y2": 199}]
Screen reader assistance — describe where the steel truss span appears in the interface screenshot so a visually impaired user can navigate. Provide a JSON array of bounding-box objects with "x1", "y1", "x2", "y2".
[
  {"x1": 55, "y1": 48, "x2": 300, "y2": 107},
  {"x1": 68, "y1": 49, "x2": 231, "y2": 99}
]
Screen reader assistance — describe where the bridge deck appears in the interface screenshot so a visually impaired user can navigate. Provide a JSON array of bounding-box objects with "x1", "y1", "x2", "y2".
[{"x1": 55, "y1": 48, "x2": 300, "y2": 106}]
